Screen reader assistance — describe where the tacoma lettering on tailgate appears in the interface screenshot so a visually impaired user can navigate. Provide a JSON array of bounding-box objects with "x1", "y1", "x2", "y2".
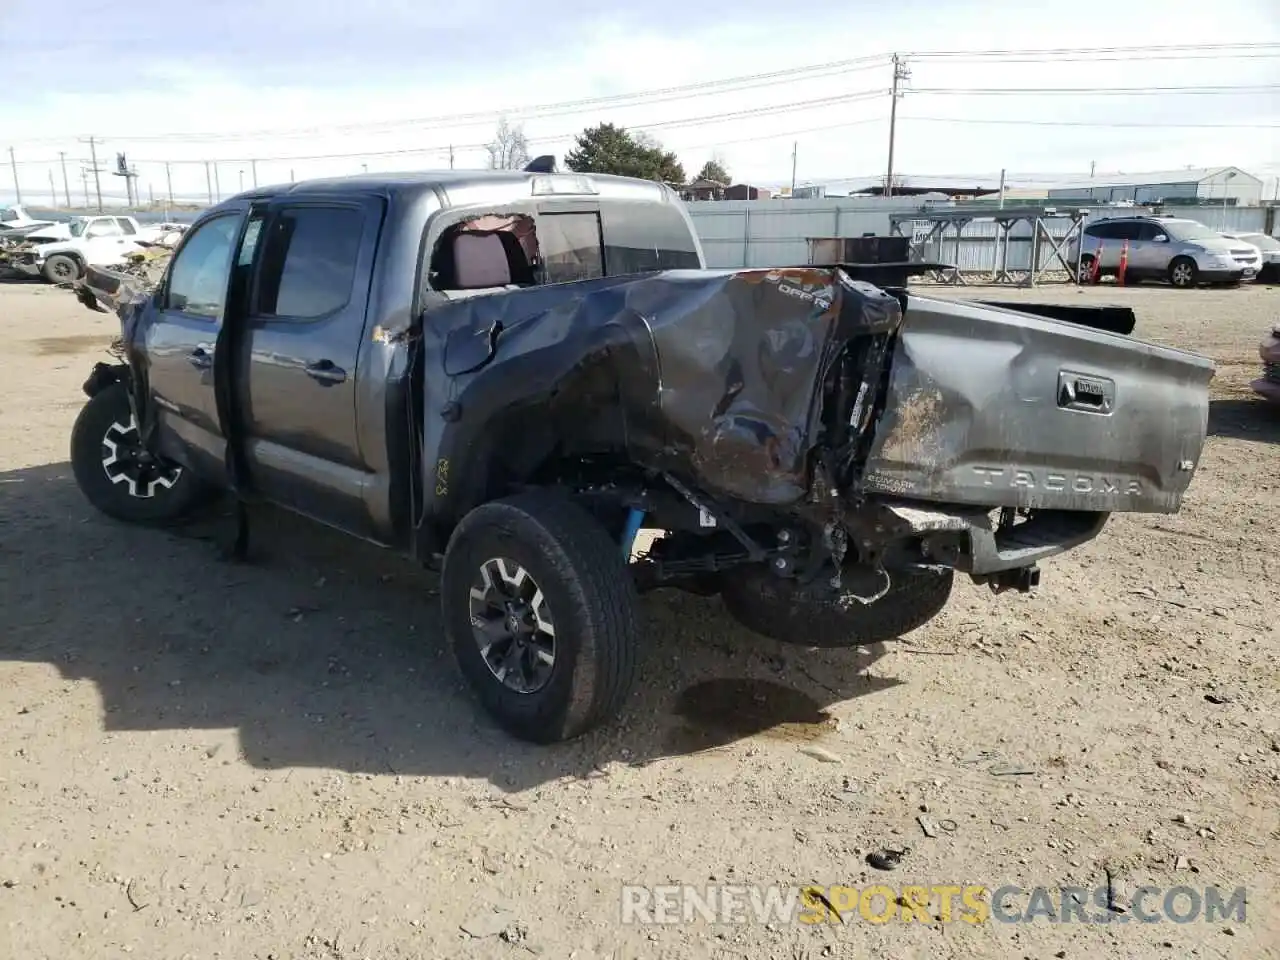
[{"x1": 971, "y1": 466, "x2": 1142, "y2": 496}]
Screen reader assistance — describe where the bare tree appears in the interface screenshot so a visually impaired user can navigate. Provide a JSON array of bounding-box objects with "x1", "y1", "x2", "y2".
[{"x1": 486, "y1": 117, "x2": 531, "y2": 170}]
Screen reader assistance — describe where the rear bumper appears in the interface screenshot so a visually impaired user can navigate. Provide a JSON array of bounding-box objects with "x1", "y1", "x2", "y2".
[{"x1": 878, "y1": 500, "x2": 1109, "y2": 576}]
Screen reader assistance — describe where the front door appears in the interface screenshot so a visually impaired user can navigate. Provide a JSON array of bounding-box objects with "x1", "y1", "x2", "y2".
[
  {"x1": 238, "y1": 197, "x2": 383, "y2": 537},
  {"x1": 138, "y1": 206, "x2": 251, "y2": 484}
]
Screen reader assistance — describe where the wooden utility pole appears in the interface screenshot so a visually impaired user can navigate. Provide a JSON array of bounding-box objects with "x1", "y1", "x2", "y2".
[
  {"x1": 83, "y1": 136, "x2": 104, "y2": 211},
  {"x1": 790, "y1": 142, "x2": 798, "y2": 196},
  {"x1": 205, "y1": 161, "x2": 213, "y2": 204},
  {"x1": 58, "y1": 151, "x2": 71, "y2": 207},
  {"x1": 7, "y1": 146, "x2": 21, "y2": 205},
  {"x1": 251, "y1": 159, "x2": 258, "y2": 187},
  {"x1": 885, "y1": 54, "x2": 910, "y2": 200},
  {"x1": 165, "y1": 162, "x2": 174, "y2": 205}
]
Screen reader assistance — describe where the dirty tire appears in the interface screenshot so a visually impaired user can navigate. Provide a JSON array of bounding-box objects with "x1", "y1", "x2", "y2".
[
  {"x1": 441, "y1": 491, "x2": 640, "y2": 743},
  {"x1": 721, "y1": 565, "x2": 954, "y2": 648},
  {"x1": 1168, "y1": 256, "x2": 1198, "y2": 289},
  {"x1": 43, "y1": 254, "x2": 82, "y2": 285},
  {"x1": 70, "y1": 382, "x2": 209, "y2": 525}
]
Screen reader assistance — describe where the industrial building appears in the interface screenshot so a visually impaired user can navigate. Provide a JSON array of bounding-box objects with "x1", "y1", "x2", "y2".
[{"x1": 1045, "y1": 166, "x2": 1263, "y2": 206}]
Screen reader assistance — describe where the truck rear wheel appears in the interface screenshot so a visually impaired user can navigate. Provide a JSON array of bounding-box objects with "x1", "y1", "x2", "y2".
[
  {"x1": 721, "y1": 564, "x2": 953, "y2": 648},
  {"x1": 70, "y1": 382, "x2": 210, "y2": 525},
  {"x1": 440, "y1": 491, "x2": 640, "y2": 743}
]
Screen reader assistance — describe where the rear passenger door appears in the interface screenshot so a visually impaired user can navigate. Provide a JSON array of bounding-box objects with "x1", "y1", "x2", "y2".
[
  {"x1": 238, "y1": 197, "x2": 383, "y2": 537},
  {"x1": 1132, "y1": 221, "x2": 1169, "y2": 276}
]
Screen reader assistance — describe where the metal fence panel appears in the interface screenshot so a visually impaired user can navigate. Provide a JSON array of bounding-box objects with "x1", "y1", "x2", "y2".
[{"x1": 688, "y1": 200, "x2": 1274, "y2": 272}]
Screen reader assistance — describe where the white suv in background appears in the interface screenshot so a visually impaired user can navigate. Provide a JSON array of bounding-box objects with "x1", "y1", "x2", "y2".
[
  {"x1": 1068, "y1": 216, "x2": 1260, "y2": 288},
  {"x1": 1223, "y1": 231, "x2": 1279, "y2": 283}
]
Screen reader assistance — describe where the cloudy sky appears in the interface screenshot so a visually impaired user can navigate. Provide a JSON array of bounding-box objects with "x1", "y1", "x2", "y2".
[{"x1": 1, "y1": 0, "x2": 1277, "y2": 205}]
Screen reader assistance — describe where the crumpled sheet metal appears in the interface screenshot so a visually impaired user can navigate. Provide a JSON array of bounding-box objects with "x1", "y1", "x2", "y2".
[
  {"x1": 72, "y1": 251, "x2": 171, "y2": 315},
  {"x1": 425, "y1": 267, "x2": 902, "y2": 506}
]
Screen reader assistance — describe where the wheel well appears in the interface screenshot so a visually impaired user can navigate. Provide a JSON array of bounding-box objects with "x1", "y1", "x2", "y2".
[{"x1": 451, "y1": 401, "x2": 631, "y2": 515}]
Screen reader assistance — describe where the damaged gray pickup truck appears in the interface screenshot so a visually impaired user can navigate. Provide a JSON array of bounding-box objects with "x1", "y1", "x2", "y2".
[{"x1": 68, "y1": 167, "x2": 1215, "y2": 742}]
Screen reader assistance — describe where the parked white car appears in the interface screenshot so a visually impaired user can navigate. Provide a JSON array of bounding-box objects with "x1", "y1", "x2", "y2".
[{"x1": 9, "y1": 215, "x2": 174, "y2": 284}]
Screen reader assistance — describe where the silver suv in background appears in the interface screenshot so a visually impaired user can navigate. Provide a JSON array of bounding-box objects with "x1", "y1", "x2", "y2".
[
  {"x1": 1223, "y1": 231, "x2": 1280, "y2": 283},
  {"x1": 1069, "y1": 216, "x2": 1260, "y2": 288}
]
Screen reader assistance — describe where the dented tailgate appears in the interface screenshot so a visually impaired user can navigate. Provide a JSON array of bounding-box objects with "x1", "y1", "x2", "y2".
[{"x1": 860, "y1": 294, "x2": 1214, "y2": 513}]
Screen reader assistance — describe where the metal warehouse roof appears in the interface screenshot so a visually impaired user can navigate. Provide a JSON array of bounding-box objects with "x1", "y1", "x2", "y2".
[{"x1": 1048, "y1": 166, "x2": 1262, "y2": 190}]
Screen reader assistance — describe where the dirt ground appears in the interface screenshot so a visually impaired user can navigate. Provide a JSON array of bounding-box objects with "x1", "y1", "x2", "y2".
[{"x1": 1, "y1": 278, "x2": 1277, "y2": 960}]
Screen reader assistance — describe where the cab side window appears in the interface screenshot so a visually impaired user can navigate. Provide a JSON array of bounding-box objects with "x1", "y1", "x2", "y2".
[
  {"x1": 253, "y1": 206, "x2": 363, "y2": 319},
  {"x1": 85, "y1": 218, "x2": 123, "y2": 239},
  {"x1": 164, "y1": 214, "x2": 242, "y2": 320},
  {"x1": 601, "y1": 202, "x2": 702, "y2": 274}
]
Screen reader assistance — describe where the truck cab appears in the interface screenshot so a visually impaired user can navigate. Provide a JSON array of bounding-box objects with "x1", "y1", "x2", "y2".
[{"x1": 106, "y1": 171, "x2": 704, "y2": 544}]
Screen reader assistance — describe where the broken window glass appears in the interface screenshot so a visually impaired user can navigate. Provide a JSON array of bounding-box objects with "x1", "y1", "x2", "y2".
[{"x1": 538, "y1": 212, "x2": 605, "y2": 284}]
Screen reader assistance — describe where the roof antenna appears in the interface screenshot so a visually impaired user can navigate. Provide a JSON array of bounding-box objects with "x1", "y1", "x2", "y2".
[{"x1": 524, "y1": 155, "x2": 557, "y2": 173}]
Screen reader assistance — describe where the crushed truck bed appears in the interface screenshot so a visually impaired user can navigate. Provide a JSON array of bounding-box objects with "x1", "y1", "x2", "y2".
[{"x1": 422, "y1": 267, "x2": 1213, "y2": 516}]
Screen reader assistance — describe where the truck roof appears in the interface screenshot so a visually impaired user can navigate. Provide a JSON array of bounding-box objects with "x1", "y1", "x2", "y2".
[{"x1": 217, "y1": 169, "x2": 680, "y2": 207}]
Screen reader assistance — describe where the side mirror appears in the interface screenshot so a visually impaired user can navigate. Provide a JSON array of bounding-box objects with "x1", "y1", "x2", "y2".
[{"x1": 1152, "y1": 234, "x2": 1168, "y2": 243}]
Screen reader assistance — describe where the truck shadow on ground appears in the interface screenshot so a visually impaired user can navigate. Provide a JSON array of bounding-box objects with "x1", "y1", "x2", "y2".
[
  {"x1": 1207, "y1": 397, "x2": 1280, "y2": 445},
  {"x1": 0, "y1": 462, "x2": 902, "y2": 791}
]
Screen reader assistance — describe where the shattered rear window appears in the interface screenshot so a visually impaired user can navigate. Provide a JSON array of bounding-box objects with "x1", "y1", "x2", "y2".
[{"x1": 538, "y1": 212, "x2": 605, "y2": 284}]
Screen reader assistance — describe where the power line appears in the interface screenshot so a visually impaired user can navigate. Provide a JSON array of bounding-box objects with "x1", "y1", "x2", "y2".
[
  {"x1": 907, "y1": 52, "x2": 1280, "y2": 64},
  {"x1": 42, "y1": 90, "x2": 894, "y2": 166},
  {"x1": 9, "y1": 56, "x2": 895, "y2": 147},
  {"x1": 903, "y1": 41, "x2": 1280, "y2": 58},
  {"x1": 898, "y1": 116, "x2": 1280, "y2": 129},
  {"x1": 10, "y1": 103, "x2": 1278, "y2": 172},
  {"x1": 910, "y1": 84, "x2": 1280, "y2": 96},
  {"x1": 8, "y1": 41, "x2": 1276, "y2": 147}
]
